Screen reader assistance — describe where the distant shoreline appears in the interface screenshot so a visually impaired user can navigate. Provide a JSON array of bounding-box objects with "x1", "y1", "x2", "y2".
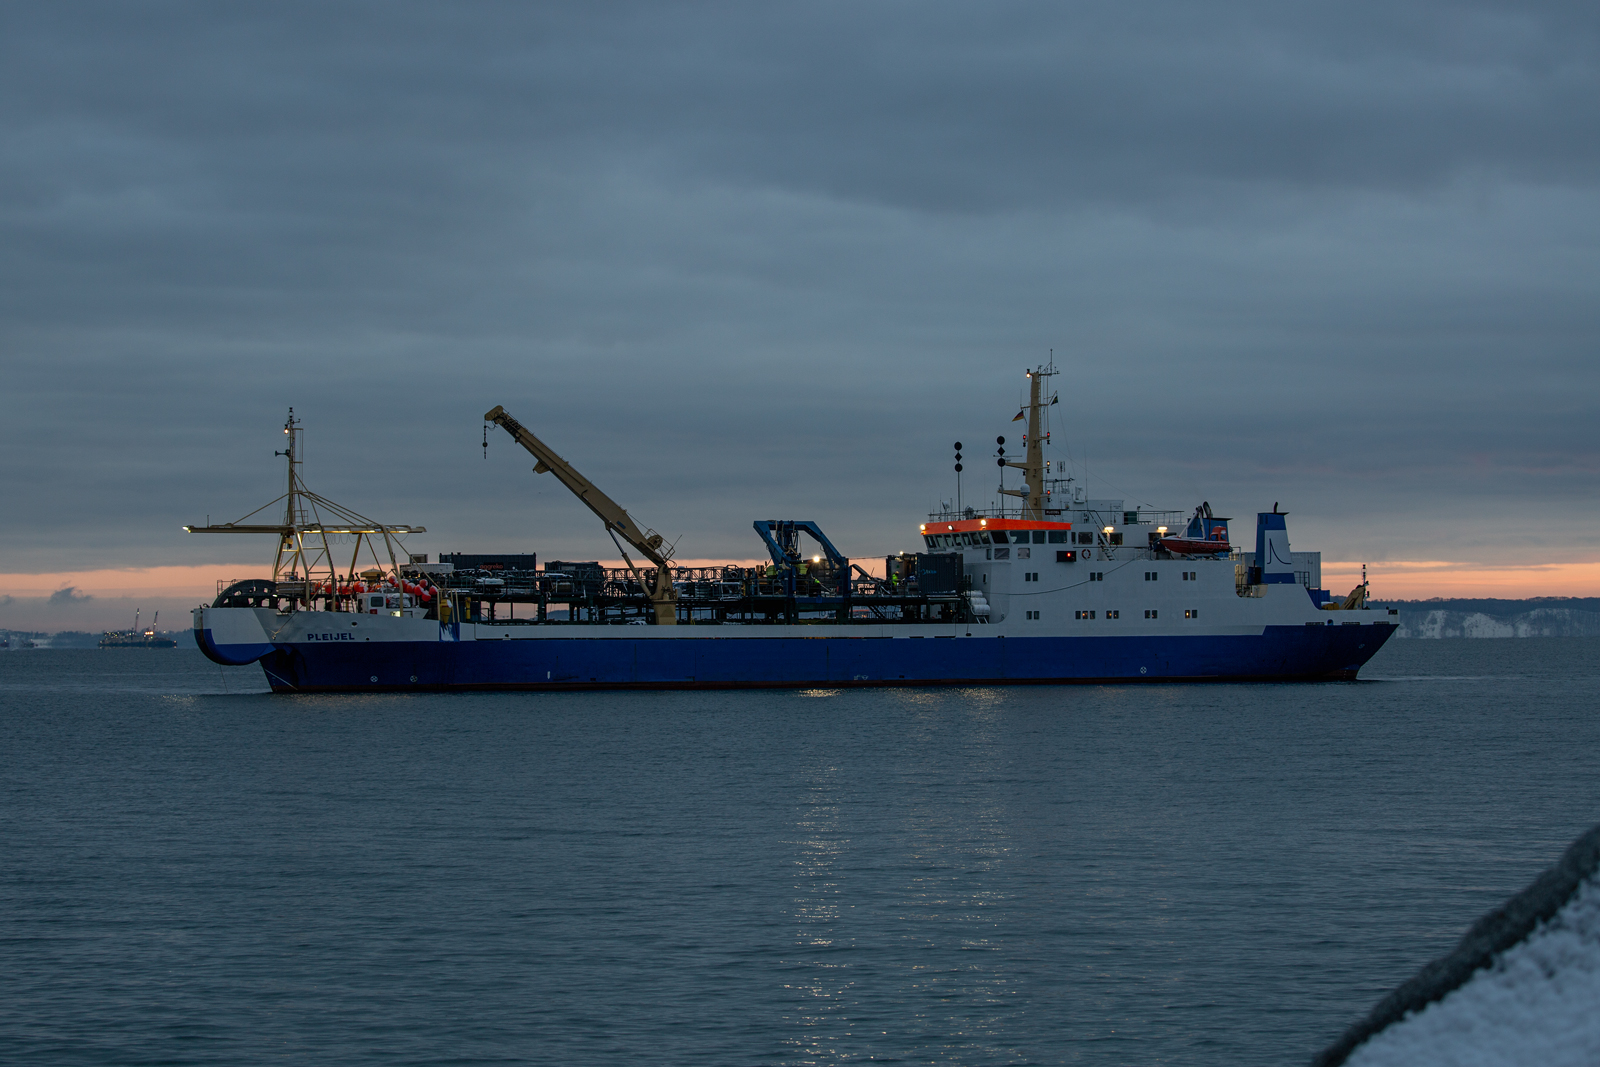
[
  {"x1": 1374, "y1": 596, "x2": 1600, "y2": 613},
  {"x1": 1370, "y1": 598, "x2": 1600, "y2": 638}
]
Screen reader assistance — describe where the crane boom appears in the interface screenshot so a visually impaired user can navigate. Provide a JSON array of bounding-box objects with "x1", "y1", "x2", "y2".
[{"x1": 484, "y1": 405, "x2": 678, "y2": 625}]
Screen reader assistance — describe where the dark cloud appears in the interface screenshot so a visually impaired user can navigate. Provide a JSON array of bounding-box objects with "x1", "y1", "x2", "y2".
[
  {"x1": 2, "y1": 3, "x2": 1597, "y2": 573},
  {"x1": 47, "y1": 587, "x2": 93, "y2": 605}
]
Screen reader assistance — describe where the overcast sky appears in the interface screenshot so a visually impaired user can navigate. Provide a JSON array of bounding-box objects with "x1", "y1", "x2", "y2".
[{"x1": 4, "y1": 1, "x2": 1598, "y2": 593}]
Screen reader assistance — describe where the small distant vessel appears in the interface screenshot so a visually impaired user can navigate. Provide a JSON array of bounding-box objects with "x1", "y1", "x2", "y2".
[{"x1": 100, "y1": 609, "x2": 178, "y2": 649}]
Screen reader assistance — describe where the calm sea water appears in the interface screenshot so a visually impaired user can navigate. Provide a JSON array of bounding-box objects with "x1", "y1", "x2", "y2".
[{"x1": 3, "y1": 639, "x2": 1598, "y2": 1066}]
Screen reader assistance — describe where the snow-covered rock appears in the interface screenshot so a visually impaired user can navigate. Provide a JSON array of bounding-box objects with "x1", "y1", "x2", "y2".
[
  {"x1": 1314, "y1": 824, "x2": 1600, "y2": 1067},
  {"x1": 1346, "y1": 874, "x2": 1600, "y2": 1067}
]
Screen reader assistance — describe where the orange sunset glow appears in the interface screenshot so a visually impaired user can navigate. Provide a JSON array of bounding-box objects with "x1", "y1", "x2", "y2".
[{"x1": 6, "y1": 557, "x2": 1599, "y2": 615}]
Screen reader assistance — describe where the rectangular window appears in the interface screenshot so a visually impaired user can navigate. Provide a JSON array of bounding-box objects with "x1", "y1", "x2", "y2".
[
  {"x1": 1056, "y1": 550, "x2": 1073, "y2": 563},
  {"x1": 1106, "y1": 610, "x2": 1119, "y2": 619},
  {"x1": 1151, "y1": 571, "x2": 1158, "y2": 581},
  {"x1": 1075, "y1": 532, "x2": 1092, "y2": 544},
  {"x1": 1144, "y1": 609, "x2": 1158, "y2": 619},
  {"x1": 1108, "y1": 532, "x2": 1124, "y2": 546},
  {"x1": 1017, "y1": 547, "x2": 1030, "y2": 559},
  {"x1": 994, "y1": 547, "x2": 1009, "y2": 560},
  {"x1": 1048, "y1": 531, "x2": 1069, "y2": 544},
  {"x1": 1185, "y1": 609, "x2": 1198, "y2": 619},
  {"x1": 1011, "y1": 531, "x2": 1030, "y2": 544},
  {"x1": 1075, "y1": 610, "x2": 1095, "y2": 620},
  {"x1": 925, "y1": 536, "x2": 937, "y2": 549},
  {"x1": 1026, "y1": 610, "x2": 1039, "y2": 620},
  {"x1": 1032, "y1": 531, "x2": 1046, "y2": 544}
]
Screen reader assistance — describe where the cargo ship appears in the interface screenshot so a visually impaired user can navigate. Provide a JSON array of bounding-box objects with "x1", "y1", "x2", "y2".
[
  {"x1": 101, "y1": 609, "x2": 179, "y2": 649},
  {"x1": 191, "y1": 374, "x2": 1396, "y2": 692}
]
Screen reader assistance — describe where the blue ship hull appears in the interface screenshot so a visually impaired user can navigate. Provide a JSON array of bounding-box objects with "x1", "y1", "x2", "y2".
[{"x1": 246, "y1": 624, "x2": 1396, "y2": 692}]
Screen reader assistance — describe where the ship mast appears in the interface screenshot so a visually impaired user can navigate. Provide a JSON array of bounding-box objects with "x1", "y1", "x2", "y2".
[
  {"x1": 998, "y1": 359, "x2": 1056, "y2": 519},
  {"x1": 273, "y1": 408, "x2": 318, "y2": 585},
  {"x1": 185, "y1": 409, "x2": 426, "y2": 610}
]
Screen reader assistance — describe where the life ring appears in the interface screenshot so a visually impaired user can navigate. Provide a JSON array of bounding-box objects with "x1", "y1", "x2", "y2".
[{"x1": 1083, "y1": 548, "x2": 1092, "y2": 560}]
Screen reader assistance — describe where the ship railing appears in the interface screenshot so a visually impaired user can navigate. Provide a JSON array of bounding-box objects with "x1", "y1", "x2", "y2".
[{"x1": 925, "y1": 506, "x2": 1189, "y2": 525}]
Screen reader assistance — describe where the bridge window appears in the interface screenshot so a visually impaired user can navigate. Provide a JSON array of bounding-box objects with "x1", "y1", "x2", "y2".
[{"x1": 1048, "y1": 531, "x2": 1069, "y2": 543}]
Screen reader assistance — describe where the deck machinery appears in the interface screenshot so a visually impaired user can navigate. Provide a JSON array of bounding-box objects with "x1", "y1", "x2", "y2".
[{"x1": 426, "y1": 524, "x2": 976, "y2": 627}]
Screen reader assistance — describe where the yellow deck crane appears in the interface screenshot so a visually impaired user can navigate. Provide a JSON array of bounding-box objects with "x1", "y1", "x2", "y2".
[{"x1": 484, "y1": 406, "x2": 679, "y2": 625}]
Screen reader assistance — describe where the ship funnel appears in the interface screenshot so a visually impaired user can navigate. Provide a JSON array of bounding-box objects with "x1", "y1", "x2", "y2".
[{"x1": 1255, "y1": 512, "x2": 1297, "y2": 584}]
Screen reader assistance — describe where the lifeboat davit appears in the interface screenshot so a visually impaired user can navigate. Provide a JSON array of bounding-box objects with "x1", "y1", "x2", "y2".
[{"x1": 1158, "y1": 537, "x2": 1232, "y2": 556}]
